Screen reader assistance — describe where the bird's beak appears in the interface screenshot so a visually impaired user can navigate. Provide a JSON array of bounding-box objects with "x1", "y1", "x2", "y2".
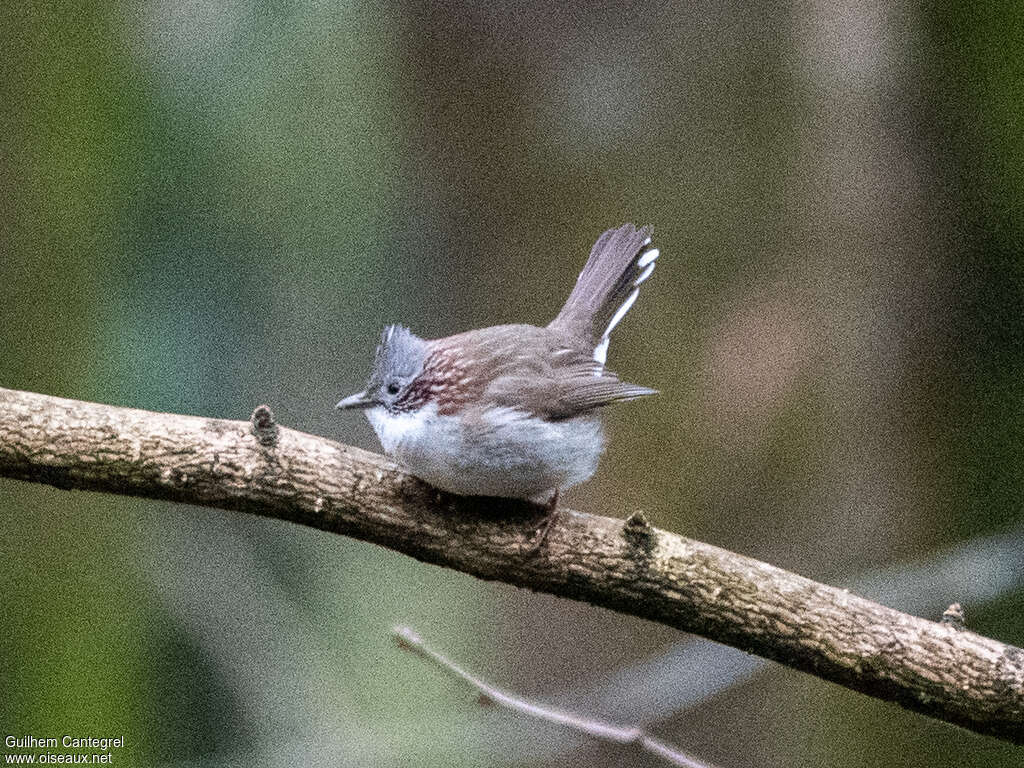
[{"x1": 335, "y1": 390, "x2": 375, "y2": 410}]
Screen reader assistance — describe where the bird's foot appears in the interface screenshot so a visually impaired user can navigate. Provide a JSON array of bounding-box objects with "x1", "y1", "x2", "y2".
[{"x1": 528, "y1": 489, "x2": 560, "y2": 552}]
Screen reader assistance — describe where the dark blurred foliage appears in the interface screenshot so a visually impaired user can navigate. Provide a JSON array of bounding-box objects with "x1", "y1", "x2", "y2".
[{"x1": 1, "y1": 2, "x2": 1021, "y2": 766}]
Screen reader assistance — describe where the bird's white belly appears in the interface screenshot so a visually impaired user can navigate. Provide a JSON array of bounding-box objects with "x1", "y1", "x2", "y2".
[{"x1": 365, "y1": 404, "x2": 604, "y2": 499}]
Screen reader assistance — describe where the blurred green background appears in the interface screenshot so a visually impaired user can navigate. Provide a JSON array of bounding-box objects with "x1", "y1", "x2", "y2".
[{"x1": 2, "y1": 2, "x2": 1022, "y2": 766}]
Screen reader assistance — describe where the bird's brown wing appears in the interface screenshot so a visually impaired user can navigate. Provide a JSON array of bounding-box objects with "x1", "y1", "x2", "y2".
[
  {"x1": 483, "y1": 349, "x2": 657, "y2": 421},
  {"x1": 431, "y1": 325, "x2": 656, "y2": 420}
]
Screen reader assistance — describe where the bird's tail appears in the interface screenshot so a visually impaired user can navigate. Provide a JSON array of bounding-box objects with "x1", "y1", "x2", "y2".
[{"x1": 548, "y1": 223, "x2": 658, "y2": 364}]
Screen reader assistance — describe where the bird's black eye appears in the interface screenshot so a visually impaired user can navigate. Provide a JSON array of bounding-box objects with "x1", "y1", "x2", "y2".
[{"x1": 386, "y1": 382, "x2": 400, "y2": 395}]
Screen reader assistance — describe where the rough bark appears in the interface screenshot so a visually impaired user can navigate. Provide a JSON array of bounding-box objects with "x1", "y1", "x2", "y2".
[{"x1": 1, "y1": 387, "x2": 1021, "y2": 743}]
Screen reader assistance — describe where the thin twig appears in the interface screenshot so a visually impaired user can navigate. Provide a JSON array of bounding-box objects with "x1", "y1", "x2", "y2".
[{"x1": 393, "y1": 626, "x2": 718, "y2": 768}]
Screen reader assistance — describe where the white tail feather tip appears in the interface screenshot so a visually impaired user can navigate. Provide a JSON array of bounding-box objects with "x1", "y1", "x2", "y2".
[{"x1": 637, "y1": 248, "x2": 659, "y2": 268}]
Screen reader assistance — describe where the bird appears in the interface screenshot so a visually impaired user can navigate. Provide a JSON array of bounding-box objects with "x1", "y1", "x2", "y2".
[{"x1": 336, "y1": 223, "x2": 659, "y2": 504}]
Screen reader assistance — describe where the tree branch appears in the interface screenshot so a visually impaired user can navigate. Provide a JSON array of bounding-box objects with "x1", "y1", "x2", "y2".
[{"x1": 1, "y1": 387, "x2": 1021, "y2": 743}]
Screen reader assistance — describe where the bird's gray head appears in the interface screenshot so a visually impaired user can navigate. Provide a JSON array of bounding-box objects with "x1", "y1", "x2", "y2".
[{"x1": 335, "y1": 325, "x2": 428, "y2": 413}]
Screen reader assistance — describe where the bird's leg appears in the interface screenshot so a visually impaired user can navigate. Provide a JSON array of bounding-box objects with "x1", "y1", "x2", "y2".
[{"x1": 529, "y1": 489, "x2": 560, "y2": 551}]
